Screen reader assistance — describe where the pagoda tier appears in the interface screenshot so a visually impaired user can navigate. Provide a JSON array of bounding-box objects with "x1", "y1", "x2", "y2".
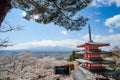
[
  {"x1": 83, "y1": 52, "x2": 112, "y2": 60},
  {"x1": 79, "y1": 66, "x2": 120, "y2": 76},
  {"x1": 77, "y1": 42, "x2": 110, "y2": 51},
  {"x1": 76, "y1": 59, "x2": 116, "y2": 64},
  {"x1": 76, "y1": 51, "x2": 112, "y2": 60},
  {"x1": 76, "y1": 42, "x2": 112, "y2": 60},
  {"x1": 84, "y1": 53, "x2": 102, "y2": 60},
  {"x1": 87, "y1": 50, "x2": 112, "y2": 54},
  {"x1": 76, "y1": 50, "x2": 112, "y2": 54},
  {"x1": 82, "y1": 63, "x2": 104, "y2": 70},
  {"x1": 76, "y1": 59, "x2": 115, "y2": 70}
]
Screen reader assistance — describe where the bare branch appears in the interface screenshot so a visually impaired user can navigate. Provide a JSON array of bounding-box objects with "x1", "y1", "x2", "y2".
[
  {"x1": 0, "y1": 22, "x2": 23, "y2": 33},
  {"x1": 0, "y1": 38, "x2": 12, "y2": 48},
  {"x1": 0, "y1": 25, "x2": 13, "y2": 33}
]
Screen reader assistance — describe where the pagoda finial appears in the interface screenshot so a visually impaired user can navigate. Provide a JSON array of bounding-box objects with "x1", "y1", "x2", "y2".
[{"x1": 88, "y1": 24, "x2": 93, "y2": 42}]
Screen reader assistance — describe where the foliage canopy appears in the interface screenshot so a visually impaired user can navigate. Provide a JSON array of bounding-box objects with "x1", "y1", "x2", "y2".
[{"x1": 11, "y1": 0, "x2": 92, "y2": 30}]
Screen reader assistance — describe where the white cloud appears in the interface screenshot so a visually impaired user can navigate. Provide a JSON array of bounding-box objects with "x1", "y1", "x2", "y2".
[
  {"x1": 33, "y1": 15, "x2": 39, "y2": 20},
  {"x1": 91, "y1": 0, "x2": 120, "y2": 7},
  {"x1": 91, "y1": 0, "x2": 108, "y2": 7},
  {"x1": 108, "y1": 0, "x2": 120, "y2": 7},
  {"x1": 2, "y1": 39, "x2": 83, "y2": 50},
  {"x1": 104, "y1": 14, "x2": 120, "y2": 33},
  {"x1": 61, "y1": 30, "x2": 68, "y2": 35},
  {"x1": 22, "y1": 11, "x2": 39, "y2": 20},
  {"x1": 95, "y1": 19, "x2": 100, "y2": 22},
  {"x1": 2, "y1": 34, "x2": 120, "y2": 50},
  {"x1": 105, "y1": 14, "x2": 120, "y2": 28},
  {"x1": 22, "y1": 11, "x2": 27, "y2": 17}
]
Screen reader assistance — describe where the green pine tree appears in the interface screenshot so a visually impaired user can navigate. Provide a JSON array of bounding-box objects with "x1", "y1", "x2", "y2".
[{"x1": 0, "y1": 0, "x2": 92, "y2": 30}]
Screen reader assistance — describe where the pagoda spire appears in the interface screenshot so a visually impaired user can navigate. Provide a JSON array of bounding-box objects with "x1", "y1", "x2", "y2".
[{"x1": 88, "y1": 24, "x2": 93, "y2": 42}]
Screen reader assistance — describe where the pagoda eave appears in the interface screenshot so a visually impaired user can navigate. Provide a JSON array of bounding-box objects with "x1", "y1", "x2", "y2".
[
  {"x1": 86, "y1": 42, "x2": 110, "y2": 46},
  {"x1": 79, "y1": 66, "x2": 120, "y2": 75},
  {"x1": 75, "y1": 51, "x2": 112, "y2": 54},
  {"x1": 76, "y1": 59, "x2": 116, "y2": 64},
  {"x1": 87, "y1": 51, "x2": 112, "y2": 54},
  {"x1": 82, "y1": 66, "x2": 105, "y2": 70},
  {"x1": 77, "y1": 45, "x2": 85, "y2": 48},
  {"x1": 77, "y1": 42, "x2": 110, "y2": 48}
]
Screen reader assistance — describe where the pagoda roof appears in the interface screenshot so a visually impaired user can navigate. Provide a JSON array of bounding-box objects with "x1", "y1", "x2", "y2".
[
  {"x1": 79, "y1": 66, "x2": 120, "y2": 75},
  {"x1": 77, "y1": 42, "x2": 110, "y2": 48},
  {"x1": 76, "y1": 59, "x2": 115, "y2": 64},
  {"x1": 89, "y1": 69, "x2": 120, "y2": 75},
  {"x1": 87, "y1": 50, "x2": 112, "y2": 54},
  {"x1": 76, "y1": 50, "x2": 112, "y2": 54}
]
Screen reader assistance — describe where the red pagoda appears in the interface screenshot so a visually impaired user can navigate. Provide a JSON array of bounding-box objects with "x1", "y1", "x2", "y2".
[{"x1": 75, "y1": 24, "x2": 120, "y2": 80}]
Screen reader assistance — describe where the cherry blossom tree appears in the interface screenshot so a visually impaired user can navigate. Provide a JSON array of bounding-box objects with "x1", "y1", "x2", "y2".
[{"x1": 0, "y1": 52, "x2": 72, "y2": 80}]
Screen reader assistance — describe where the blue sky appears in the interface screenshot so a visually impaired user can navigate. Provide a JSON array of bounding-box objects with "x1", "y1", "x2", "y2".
[{"x1": 1, "y1": 0, "x2": 120, "y2": 50}]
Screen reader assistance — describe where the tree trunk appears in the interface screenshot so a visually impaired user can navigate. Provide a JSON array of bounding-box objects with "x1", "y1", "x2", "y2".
[{"x1": 0, "y1": 0, "x2": 11, "y2": 27}]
